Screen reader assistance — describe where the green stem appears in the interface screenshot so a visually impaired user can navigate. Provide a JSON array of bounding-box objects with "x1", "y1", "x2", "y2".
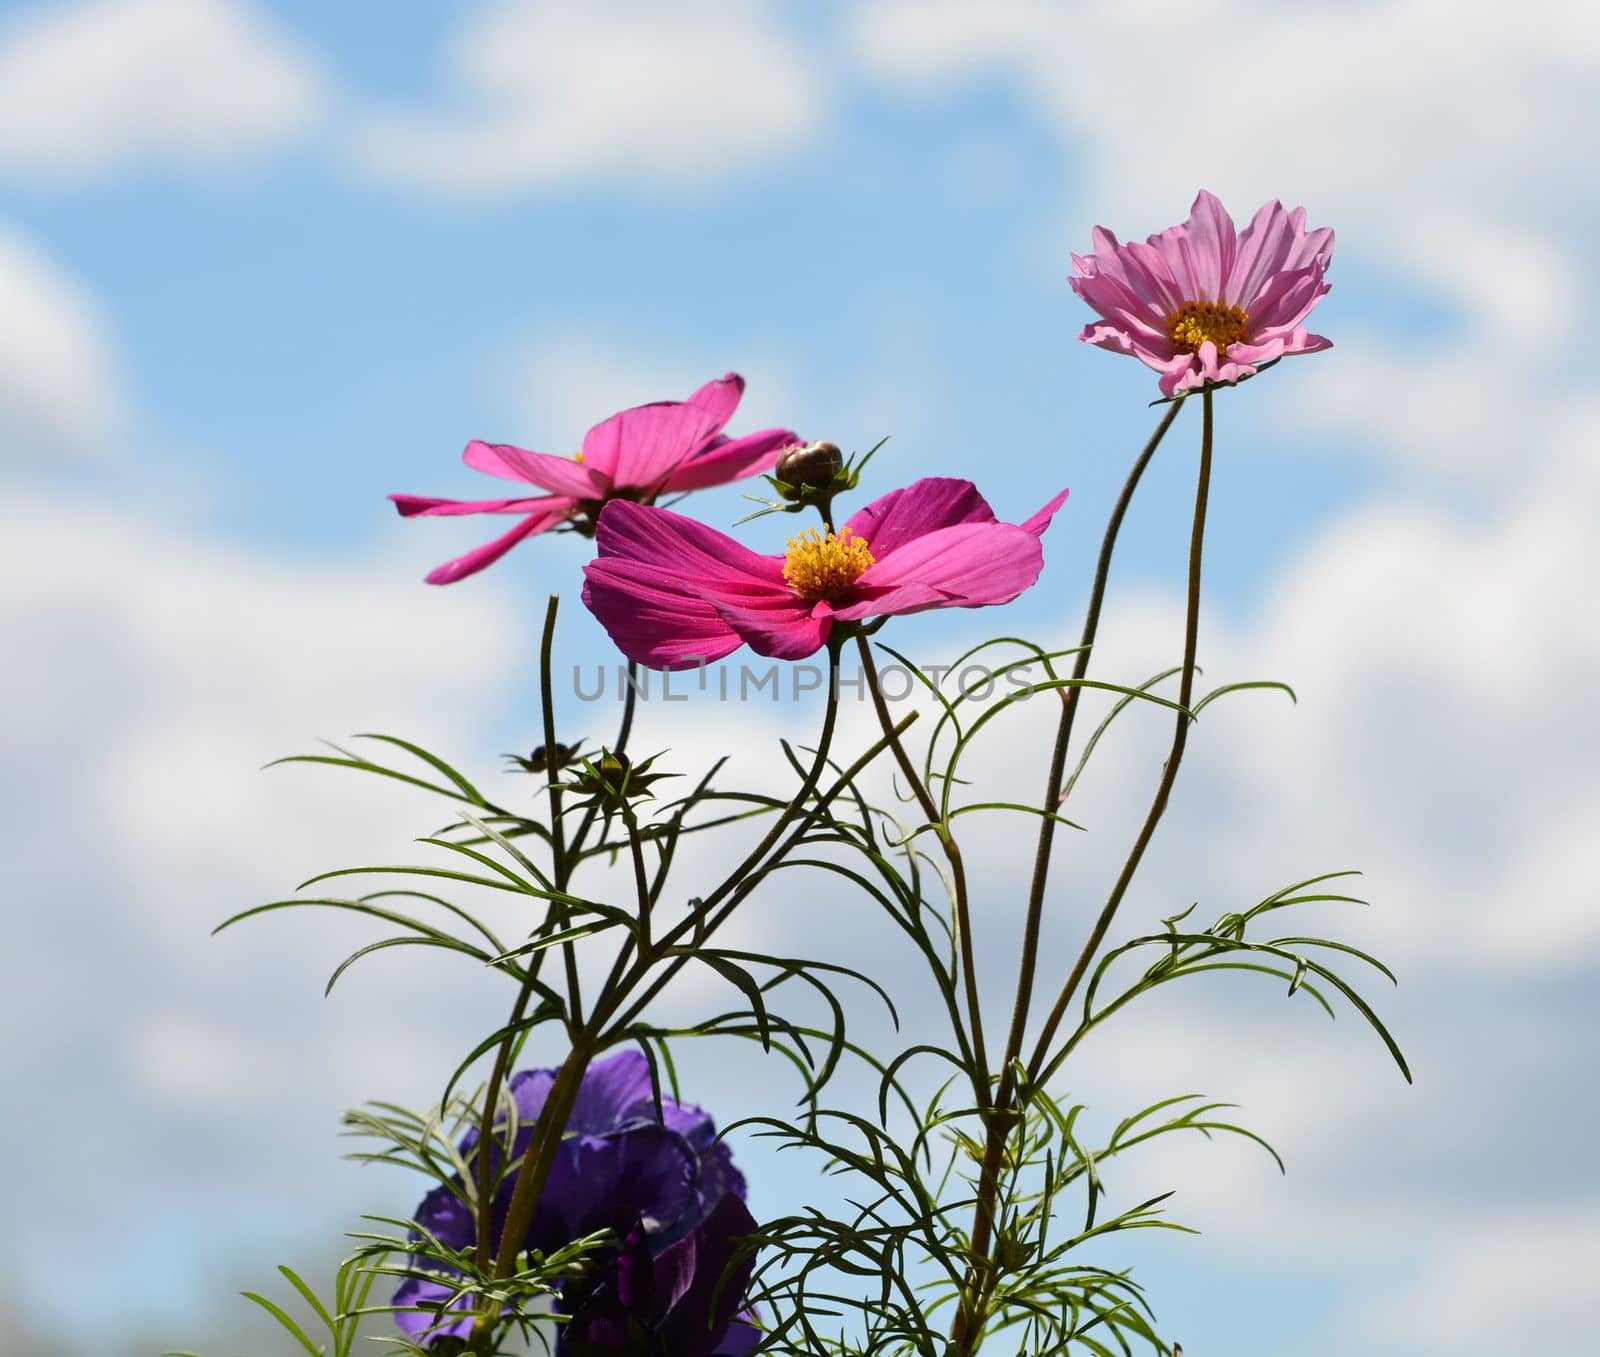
[
  {"x1": 660, "y1": 643, "x2": 842, "y2": 927},
  {"x1": 1007, "y1": 400, "x2": 1183, "y2": 1068},
  {"x1": 1026, "y1": 388, "x2": 1214, "y2": 1088},
  {"x1": 466, "y1": 1036, "x2": 597, "y2": 1352},
  {"x1": 591, "y1": 805, "x2": 655, "y2": 1004},
  {"x1": 470, "y1": 594, "x2": 567, "y2": 1274},
  {"x1": 854, "y1": 633, "x2": 989, "y2": 1107},
  {"x1": 947, "y1": 402, "x2": 1183, "y2": 1355},
  {"x1": 532, "y1": 597, "x2": 586, "y2": 1029}
]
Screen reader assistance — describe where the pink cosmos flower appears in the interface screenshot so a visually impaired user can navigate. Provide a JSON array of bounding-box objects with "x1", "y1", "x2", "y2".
[
  {"x1": 391, "y1": 374, "x2": 798, "y2": 584},
  {"x1": 1069, "y1": 190, "x2": 1333, "y2": 397},
  {"x1": 581, "y1": 478, "x2": 1069, "y2": 670}
]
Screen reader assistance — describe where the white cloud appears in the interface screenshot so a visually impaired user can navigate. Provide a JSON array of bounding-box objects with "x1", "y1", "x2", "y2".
[
  {"x1": 0, "y1": 488, "x2": 535, "y2": 954},
  {"x1": 1024, "y1": 425, "x2": 1600, "y2": 985},
  {"x1": 0, "y1": 225, "x2": 124, "y2": 456},
  {"x1": 0, "y1": 486, "x2": 536, "y2": 1298},
  {"x1": 846, "y1": 0, "x2": 1600, "y2": 248},
  {"x1": 844, "y1": 0, "x2": 1600, "y2": 482},
  {"x1": 0, "y1": 0, "x2": 324, "y2": 177},
  {"x1": 351, "y1": 0, "x2": 824, "y2": 194},
  {"x1": 1372, "y1": 1209, "x2": 1600, "y2": 1352}
]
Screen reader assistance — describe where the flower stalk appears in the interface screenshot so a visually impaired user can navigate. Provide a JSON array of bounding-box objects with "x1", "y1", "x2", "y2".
[
  {"x1": 936, "y1": 401, "x2": 1182, "y2": 1354},
  {"x1": 1028, "y1": 388, "x2": 1215, "y2": 1088}
]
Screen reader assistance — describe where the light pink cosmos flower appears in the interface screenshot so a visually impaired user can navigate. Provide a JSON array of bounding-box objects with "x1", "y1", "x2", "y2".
[
  {"x1": 1069, "y1": 190, "x2": 1333, "y2": 397},
  {"x1": 391, "y1": 374, "x2": 798, "y2": 584},
  {"x1": 581, "y1": 478, "x2": 1069, "y2": 670}
]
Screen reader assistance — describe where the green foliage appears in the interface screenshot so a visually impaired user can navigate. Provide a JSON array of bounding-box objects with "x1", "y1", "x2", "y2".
[{"x1": 206, "y1": 409, "x2": 1410, "y2": 1357}]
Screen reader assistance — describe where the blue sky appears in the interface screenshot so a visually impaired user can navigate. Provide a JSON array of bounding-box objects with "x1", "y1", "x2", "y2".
[{"x1": 2, "y1": 2, "x2": 1597, "y2": 1355}]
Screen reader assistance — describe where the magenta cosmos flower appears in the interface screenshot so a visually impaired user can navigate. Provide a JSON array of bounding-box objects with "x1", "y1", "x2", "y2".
[
  {"x1": 581, "y1": 478, "x2": 1069, "y2": 670},
  {"x1": 391, "y1": 375, "x2": 798, "y2": 584},
  {"x1": 1069, "y1": 190, "x2": 1333, "y2": 397}
]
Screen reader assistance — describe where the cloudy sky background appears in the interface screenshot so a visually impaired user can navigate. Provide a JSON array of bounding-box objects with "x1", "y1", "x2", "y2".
[{"x1": 2, "y1": 1, "x2": 1597, "y2": 1354}]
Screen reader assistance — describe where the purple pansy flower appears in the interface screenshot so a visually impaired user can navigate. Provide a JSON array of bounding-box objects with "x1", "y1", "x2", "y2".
[
  {"x1": 558, "y1": 1194, "x2": 762, "y2": 1357},
  {"x1": 393, "y1": 1051, "x2": 746, "y2": 1346}
]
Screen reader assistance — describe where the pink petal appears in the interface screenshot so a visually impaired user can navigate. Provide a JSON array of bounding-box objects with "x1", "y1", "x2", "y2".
[
  {"x1": 1225, "y1": 336, "x2": 1288, "y2": 366},
  {"x1": 664, "y1": 427, "x2": 798, "y2": 493},
  {"x1": 390, "y1": 492, "x2": 566, "y2": 518},
  {"x1": 1225, "y1": 198, "x2": 1293, "y2": 307},
  {"x1": 1248, "y1": 325, "x2": 1331, "y2": 358},
  {"x1": 1120, "y1": 239, "x2": 1187, "y2": 313},
  {"x1": 1078, "y1": 319, "x2": 1178, "y2": 367},
  {"x1": 581, "y1": 403, "x2": 725, "y2": 493},
  {"x1": 1019, "y1": 487, "x2": 1070, "y2": 538},
  {"x1": 1068, "y1": 269, "x2": 1171, "y2": 339},
  {"x1": 834, "y1": 522, "x2": 1045, "y2": 619},
  {"x1": 1159, "y1": 355, "x2": 1205, "y2": 397},
  {"x1": 593, "y1": 499, "x2": 787, "y2": 591},
  {"x1": 1083, "y1": 226, "x2": 1175, "y2": 314},
  {"x1": 422, "y1": 506, "x2": 569, "y2": 585},
  {"x1": 1227, "y1": 200, "x2": 1333, "y2": 310},
  {"x1": 1147, "y1": 226, "x2": 1205, "y2": 306},
  {"x1": 1283, "y1": 208, "x2": 1334, "y2": 270},
  {"x1": 582, "y1": 559, "x2": 747, "y2": 670},
  {"x1": 684, "y1": 372, "x2": 745, "y2": 433},
  {"x1": 843, "y1": 478, "x2": 996, "y2": 557},
  {"x1": 462, "y1": 440, "x2": 608, "y2": 498},
  {"x1": 1247, "y1": 265, "x2": 1329, "y2": 332},
  {"x1": 1179, "y1": 190, "x2": 1238, "y2": 301},
  {"x1": 713, "y1": 598, "x2": 832, "y2": 660}
]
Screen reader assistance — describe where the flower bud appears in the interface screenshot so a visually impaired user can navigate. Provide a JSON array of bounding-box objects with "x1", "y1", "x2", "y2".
[
  {"x1": 993, "y1": 1231, "x2": 1035, "y2": 1272},
  {"x1": 596, "y1": 749, "x2": 631, "y2": 783},
  {"x1": 562, "y1": 748, "x2": 677, "y2": 816},
  {"x1": 504, "y1": 741, "x2": 583, "y2": 775},
  {"x1": 775, "y1": 440, "x2": 844, "y2": 489}
]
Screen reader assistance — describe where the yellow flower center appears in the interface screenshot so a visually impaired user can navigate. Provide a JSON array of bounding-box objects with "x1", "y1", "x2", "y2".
[
  {"x1": 1167, "y1": 300, "x2": 1251, "y2": 355},
  {"x1": 783, "y1": 527, "x2": 876, "y2": 603},
  {"x1": 573, "y1": 449, "x2": 585, "y2": 463}
]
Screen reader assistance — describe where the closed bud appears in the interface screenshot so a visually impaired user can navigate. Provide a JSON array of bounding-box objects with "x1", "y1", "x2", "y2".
[
  {"x1": 562, "y1": 747, "x2": 677, "y2": 813},
  {"x1": 588, "y1": 750, "x2": 632, "y2": 798},
  {"x1": 504, "y1": 741, "x2": 583, "y2": 775},
  {"x1": 776, "y1": 440, "x2": 844, "y2": 489},
  {"x1": 993, "y1": 1231, "x2": 1035, "y2": 1272}
]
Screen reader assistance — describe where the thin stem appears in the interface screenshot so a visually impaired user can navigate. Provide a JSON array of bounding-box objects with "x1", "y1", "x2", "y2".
[
  {"x1": 948, "y1": 401, "x2": 1183, "y2": 1355},
  {"x1": 539, "y1": 596, "x2": 569, "y2": 888},
  {"x1": 1027, "y1": 387, "x2": 1214, "y2": 1087},
  {"x1": 648, "y1": 643, "x2": 844, "y2": 943},
  {"x1": 466, "y1": 1036, "x2": 597, "y2": 1352},
  {"x1": 470, "y1": 593, "x2": 566, "y2": 1273},
  {"x1": 855, "y1": 633, "x2": 989, "y2": 1104},
  {"x1": 591, "y1": 805, "x2": 655, "y2": 1003},
  {"x1": 614, "y1": 659, "x2": 639, "y2": 756},
  {"x1": 529, "y1": 595, "x2": 584, "y2": 1030},
  {"x1": 1006, "y1": 399, "x2": 1182, "y2": 1094}
]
